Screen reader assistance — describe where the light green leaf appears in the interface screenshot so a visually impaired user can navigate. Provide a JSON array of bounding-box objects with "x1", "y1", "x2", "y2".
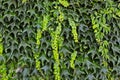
[
  {"x1": 59, "y1": 0, "x2": 69, "y2": 7},
  {"x1": 22, "y1": 0, "x2": 27, "y2": 3}
]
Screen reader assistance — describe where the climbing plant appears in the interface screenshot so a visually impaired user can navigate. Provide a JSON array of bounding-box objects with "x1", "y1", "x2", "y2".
[{"x1": 0, "y1": 0, "x2": 120, "y2": 80}]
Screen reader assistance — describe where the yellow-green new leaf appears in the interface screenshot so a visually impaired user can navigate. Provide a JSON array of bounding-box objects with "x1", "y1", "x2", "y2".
[
  {"x1": 70, "y1": 51, "x2": 77, "y2": 69},
  {"x1": 0, "y1": 43, "x2": 3, "y2": 55},
  {"x1": 59, "y1": 0, "x2": 69, "y2": 7},
  {"x1": 22, "y1": 0, "x2": 27, "y2": 3}
]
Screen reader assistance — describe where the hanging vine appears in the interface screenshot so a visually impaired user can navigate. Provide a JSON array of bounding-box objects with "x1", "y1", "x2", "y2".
[
  {"x1": 35, "y1": 14, "x2": 49, "y2": 72},
  {"x1": 0, "y1": 34, "x2": 3, "y2": 55},
  {"x1": 91, "y1": 12, "x2": 110, "y2": 66},
  {"x1": 91, "y1": 0, "x2": 115, "y2": 79},
  {"x1": 68, "y1": 18, "x2": 78, "y2": 43},
  {"x1": 0, "y1": 33, "x2": 7, "y2": 80},
  {"x1": 35, "y1": 18, "x2": 42, "y2": 71},
  {"x1": 70, "y1": 51, "x2": 77, "y2": 69},
  {"x1": 51, "y1": 23, "x2": 62, "y2": 80},
  {"x1": 50, "y1": 3, "x2": 66, "y2": 79}
]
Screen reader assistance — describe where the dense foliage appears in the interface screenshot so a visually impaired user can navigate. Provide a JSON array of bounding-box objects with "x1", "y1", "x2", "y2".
[{"x1": 0, "y1": 0, "x2": 120, "y2": 80}]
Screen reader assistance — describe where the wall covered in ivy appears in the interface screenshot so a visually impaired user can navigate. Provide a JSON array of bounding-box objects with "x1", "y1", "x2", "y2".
[{"x1": 0, "y1": 0, "x2": 120, "y2": 80}]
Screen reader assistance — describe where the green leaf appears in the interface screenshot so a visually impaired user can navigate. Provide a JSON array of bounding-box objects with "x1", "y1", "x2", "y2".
[
  {"x1": 93, "y1": 24, "x2": 99, "y2": 29},
  {"x1": 41, "y1": 66, "x2": 49, "y2": 73},
  {"x1": 22, "y1": 0, "x2": 27, "y2": 3},
  {"x1": 0, "y1": 43, "x2": 3, "y2": 55},
  {"x1": 23, "y1": 68, "x2": 29, "y2": 77},
  {"x1": 42, "y1": 15, "x2": 49, "y2": 31},
  {"x1": 59, "y1": 0, "x2": 69, "y2": 7},
  {"x1": 116, "y1": 10, "x2": 120, "y2": 17}
]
